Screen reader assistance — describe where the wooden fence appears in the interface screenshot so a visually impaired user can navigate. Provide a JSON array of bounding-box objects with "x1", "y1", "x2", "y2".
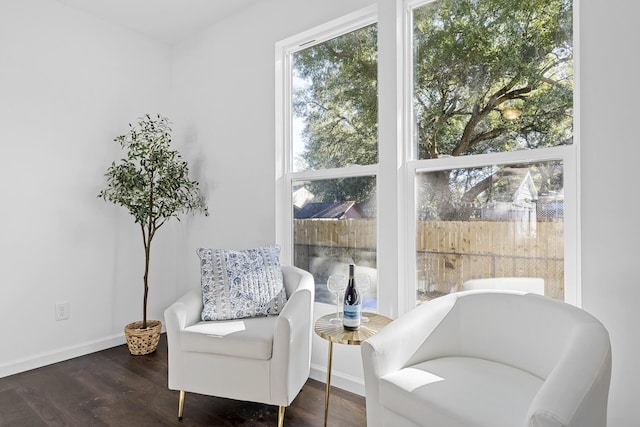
[{"x1": 294, "y1": 219, "x2": 564, "y2": 300}]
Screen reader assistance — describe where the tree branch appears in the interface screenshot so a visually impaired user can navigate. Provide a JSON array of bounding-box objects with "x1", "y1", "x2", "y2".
[
  {"x1": 462, "y1": 172, "x2": 495, "y2": 205},
  {"x1": 453, "y1": 85, "x2": 533, "y2": 156},
  {"x1": 468, "y1": 127, "x2": 507, "y2": 146}
]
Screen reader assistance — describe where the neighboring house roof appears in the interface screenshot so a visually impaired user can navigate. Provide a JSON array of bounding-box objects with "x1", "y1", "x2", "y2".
[
  {"x1": 512, "y1": 170, "x2": 538, "y2": 208},
  {"x1": 488, "y1": 168, "x2": 538, "y2": 204},
  {"x1": 294, "y1": 201, "x2": 365, "y2": 219},
  {"x1": 477, "y1": 168, "x2": 565, "y2": 221},
  {"x1": 295, "y1": 202, "x2": 333, "y2": 219}
]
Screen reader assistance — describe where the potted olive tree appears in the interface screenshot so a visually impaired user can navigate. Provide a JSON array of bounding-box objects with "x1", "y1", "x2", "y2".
[{"x1": 99, "y1": 114, "x2": 208, "y2": 355}]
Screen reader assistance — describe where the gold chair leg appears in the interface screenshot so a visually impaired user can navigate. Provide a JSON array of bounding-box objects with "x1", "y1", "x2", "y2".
[
  {"x1": 178, "y1": 390, "x2": 185, "y2": 421},
  {"x1": 278, "y1": 405, "x2": 286, "y2": 427}
]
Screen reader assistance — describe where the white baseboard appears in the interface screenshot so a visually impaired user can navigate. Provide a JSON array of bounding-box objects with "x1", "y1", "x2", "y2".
[
  {"x1": 0, "y1": 333, "x2": 127, "y2": 379},
  {"x1": 310, "y1": 363, "x2": 365, "y2": 396}
]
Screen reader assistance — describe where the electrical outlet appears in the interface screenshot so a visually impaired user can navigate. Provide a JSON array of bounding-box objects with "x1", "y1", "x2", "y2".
[{"x1": 55, "y1": 302, "x2": 70, "y2": 321}]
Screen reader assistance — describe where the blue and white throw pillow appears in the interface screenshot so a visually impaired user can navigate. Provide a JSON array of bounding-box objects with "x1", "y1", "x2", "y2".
[{"x1": 197, "y1": 245, "x2": 288, "y2": 321}]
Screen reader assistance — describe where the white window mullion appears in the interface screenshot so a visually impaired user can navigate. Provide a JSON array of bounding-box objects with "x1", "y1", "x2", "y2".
[
  {"x1": 401, "y1": 0, "x2": 420, "y2": 312},
  {"x1": 377, "y1": 0, "x2": 407, "y2": 319},
  {"x1": 288, "y1": 164, "x2": 379, "y2": 182},
  {"x1": 563, "y1": 149, "x2": 579, "y2": 306},
  {"x1": 410, "y1": 146, "x2": 574, "y2": 174}
]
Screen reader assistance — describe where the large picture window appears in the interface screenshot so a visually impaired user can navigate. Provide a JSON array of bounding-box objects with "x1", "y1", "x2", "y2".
[
  {"x1": 409, "y1": 0, "x2": 574, "y2": 303},
  {"x1": 277, "y1": 10, "x2": 379, "y2": 308},
  {"x1": 277, "y1": 0, "x2": 577, "y2": 316}
]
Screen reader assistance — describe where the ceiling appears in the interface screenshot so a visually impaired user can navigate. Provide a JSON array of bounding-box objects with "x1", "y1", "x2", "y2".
[{"x1": 57, "y1": 0, "x2": 261, "y2": 45}]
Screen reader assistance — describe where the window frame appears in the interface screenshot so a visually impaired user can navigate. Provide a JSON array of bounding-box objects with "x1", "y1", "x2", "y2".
[
  {"x1": 275, "y1": 5, "x2": 379, "y2": 267},
  {"x1": 404, "y1": 146, "x2": 579, "y2": 308},
  {"x1": 276, "y1": 0, "x2": 580, "y2": 316},
  {"x1": 403, "y1": 0, "x2": 580, "y2": 309}
]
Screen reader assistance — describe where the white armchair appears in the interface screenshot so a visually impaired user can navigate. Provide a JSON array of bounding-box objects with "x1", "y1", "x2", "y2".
[
  {"x1": 164, "y1": 265, "x2": 314, "y2": 426},
  {"x1": 361, "y1": 291, "x2": 611, "y2": 427}
]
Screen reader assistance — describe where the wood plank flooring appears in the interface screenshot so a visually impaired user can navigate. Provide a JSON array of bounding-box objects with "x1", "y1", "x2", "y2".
[{"x1": 0, "y1": 335, "x2": 366, "y2": 426}]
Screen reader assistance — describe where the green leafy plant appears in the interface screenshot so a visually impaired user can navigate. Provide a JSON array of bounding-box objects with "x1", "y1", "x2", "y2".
[{"x1": 99, "y1": 114, "x2": 208, "y2": 329}]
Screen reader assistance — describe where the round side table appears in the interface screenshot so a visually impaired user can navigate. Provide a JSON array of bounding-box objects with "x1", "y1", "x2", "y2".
[{"x1": 315, "y1": 312, "x2": 392, "y2": 426}]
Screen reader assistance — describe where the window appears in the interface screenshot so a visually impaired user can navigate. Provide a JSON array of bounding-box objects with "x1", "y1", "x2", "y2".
[
  {"x1": 276, "y1": 9, "x2": 379, "y2": 308},
  {"x1": 412, "y1": 0, "x2": 573, "y2": 159},
  {"x1": 408, "y1": 0, "x2": 575, "y2": 304},
  {"x1": 277, "y1": 0, "x2": 577, "y2": 316},
  {"x1": 415, "y1": 161, "x2": 566, "y2": 301},
  {"x1": 291, "y1": 24, "x2": 378, "y2": 172}
]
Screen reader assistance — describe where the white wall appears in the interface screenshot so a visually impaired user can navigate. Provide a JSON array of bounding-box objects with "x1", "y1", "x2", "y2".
[
  {"x1": 580, "y1": 1, "x2": 640, "y2": 425},
  {"x1": 0, "y1": 0, "x2": 172, "y2": 375}
]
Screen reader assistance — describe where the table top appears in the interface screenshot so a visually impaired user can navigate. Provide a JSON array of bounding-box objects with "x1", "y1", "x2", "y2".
[{"x1": 314, "y1": 312, "x2": 392, "y2": 345}]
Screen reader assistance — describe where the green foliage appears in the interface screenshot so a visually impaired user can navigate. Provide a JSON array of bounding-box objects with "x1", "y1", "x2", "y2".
[
  {"x1": 99, "y1": 115, "x2": 208, "y2": 226},
  {"x1": 293, "y1": 24, "x2": 378, "y2": 170},
  {"x1": 413, "y1": 0, "x2": 573, "y2": 158},
  {"x1": 98, "y1": 114, "x2": 208, "y2": 327},
  {"x1": 305, "y1": 176, "x2": 376, "y2": 207},
  {"x1": 293, "y1": 0, "x2": 572, "y2": 220}
]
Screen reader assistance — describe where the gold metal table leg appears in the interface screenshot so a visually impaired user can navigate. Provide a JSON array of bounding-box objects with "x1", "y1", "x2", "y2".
[
  {"x1": 324, "y1": 340, "x2": 333, "y2": 427},
  {"x1": 178, "y1": 390, "x2": 185, "y2": 420}
]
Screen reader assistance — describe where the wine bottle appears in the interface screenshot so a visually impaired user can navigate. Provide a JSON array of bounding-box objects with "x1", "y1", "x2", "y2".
[{"x1": 343, "y1": 264, "x2": 361, "y2": 331}]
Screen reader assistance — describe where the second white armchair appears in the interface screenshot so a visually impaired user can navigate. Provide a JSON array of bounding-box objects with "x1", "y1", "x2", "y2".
[{"x1": 361, "y1": 290, "x2": 611, "y2": 427}]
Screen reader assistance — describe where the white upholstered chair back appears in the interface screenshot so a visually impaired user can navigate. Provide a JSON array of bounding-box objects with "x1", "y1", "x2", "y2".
[
  {"x1": 463, "y1": 277, "x2": 545, "y2": 295},
  {"x1": 409, "y1": 291, "x2": 605, "y2": 379}
]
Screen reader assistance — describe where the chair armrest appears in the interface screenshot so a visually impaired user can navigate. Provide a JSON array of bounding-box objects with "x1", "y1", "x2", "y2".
[
  {"x1": 271, "y1": 266, "x2": 315, "y2": 406},
  {"x1": 526, "y1": 323, "x2": 611, "y2": 427},
  {"x1": 360, "y1": 294, "x2": 457, "y2": 427},
  {"x1": 164, "y1": 289, "x2": 203, "y2": 390},
  {"x1": 164, "y1": 290, "x2": 202, "y2": 335},
  {"x1": 362, "y1": 294, "x2": 457, "y2": 378}
]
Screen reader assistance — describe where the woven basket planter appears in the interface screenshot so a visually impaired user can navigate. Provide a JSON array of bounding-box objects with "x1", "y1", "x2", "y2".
[{"x1": 124, "y1": 320, "x2": 162, "y2": 355}]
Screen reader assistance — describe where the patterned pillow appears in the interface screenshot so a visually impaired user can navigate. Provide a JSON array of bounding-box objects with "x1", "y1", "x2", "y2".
[{"x1": 197, "y1": 245, "x2": 288, "y2": 321}]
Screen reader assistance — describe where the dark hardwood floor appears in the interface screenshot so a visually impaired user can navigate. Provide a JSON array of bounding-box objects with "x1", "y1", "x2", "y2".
[{"x1": 0, "y1": 335, "x2": 365, "y2": 426}]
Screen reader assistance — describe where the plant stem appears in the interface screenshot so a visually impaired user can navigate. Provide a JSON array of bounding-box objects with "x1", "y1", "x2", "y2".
[
  {"x1": 142, "y1": 223, "x2": 150, "y2": 330},
  {"x1": 142, "y1": 181, "x2": 154, "y2": 330}
]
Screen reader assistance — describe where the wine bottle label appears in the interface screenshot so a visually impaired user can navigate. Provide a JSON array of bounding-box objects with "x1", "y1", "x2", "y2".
[{"x1": 343, "y1": 304, "x2": 361, "y2": 328}]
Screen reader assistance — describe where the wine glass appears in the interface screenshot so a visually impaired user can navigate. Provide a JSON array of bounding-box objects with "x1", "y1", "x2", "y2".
[
  {"x1": 326, "y1": 275, "x2": 347, "y2": 324},
  {"x1": 355, "y1": 273, "x2": 371, "y2": 323}
]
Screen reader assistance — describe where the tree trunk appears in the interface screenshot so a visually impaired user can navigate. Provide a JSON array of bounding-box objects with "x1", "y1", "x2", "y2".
[
  {"x1": 426, "y1": 169, "x2": 495, "y2": 221},
  {"x1": 142, "y1": 181, "x2": 154, "y2": 330},
  {"x1": 143, "y1": 240, "x2": 150, "y2": 329}
]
